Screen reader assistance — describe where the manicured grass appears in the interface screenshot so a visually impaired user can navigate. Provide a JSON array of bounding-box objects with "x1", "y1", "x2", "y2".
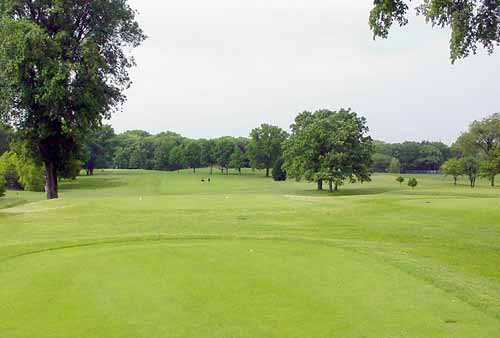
[{"x1": 1, "y1": 169, "x2": 499, "y2": 337}]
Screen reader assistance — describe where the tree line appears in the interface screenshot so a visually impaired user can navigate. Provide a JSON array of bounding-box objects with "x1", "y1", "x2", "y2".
[
  {"x1": 1, "y1": 111, "x2": 498, "y2": 196},
  {"x1": 0, "y1": 109, "x2": 377, "y2": 193},
  {"x1": 91, "y1": 124, "x2": 288, "y2": 177},
  {"x1": 1, "y1": 0, "x2": 498, "y2": 199},
  {"x1": 371, "y1": 141, "x2": 453, "y2": 174},
  {"x1": 441, "y1": 114, "x2": 500, "y2": 187}
]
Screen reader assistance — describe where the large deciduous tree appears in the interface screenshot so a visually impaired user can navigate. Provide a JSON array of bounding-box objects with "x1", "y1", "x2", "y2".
[
  {"x1": 369, "y1": 0, "x2": 500, "y2": 63},
  {"x1": 0, "y1": 0, "x2": 145, "y2": 199},
  {"x1": 215, "y1": 137, "x2": 235, "y2": 175},
  {"x1": 199, "y1": 139, "x2": 217, "y2": 175},
  {"x1": 457, "y1": 113, "x2": 500, "y2": 186},
  {"x1": 82, "y1": 124, "x2": 116, "y2": 175},
  {"x1": 229, "y1": 144, "x2": 245, "y2": 175},
  {"x1": 183, "y1": 141, "x2": 202, "y2": 173},
  {"x1": 248, "y1": 124, "x2": 288, "y2": 177},
  {"x1": 283, "y1": 109, "x2": 374, "y2": 192}
]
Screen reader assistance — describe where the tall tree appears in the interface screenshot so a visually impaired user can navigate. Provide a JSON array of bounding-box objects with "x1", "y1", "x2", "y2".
[
  {"x1": 457, "y1": 113, "x2": 500, "y2": 155},
  {"x1": 153, "y1": 137, "x2": 178, "y2": 171},
  {"x1": 283, "y1": 109, "x2": 374, "y2": 192},
  {"x1": 248, "y1": 124, "x2": 288, "y2": 177},
  {"x1": 480, "y1": 147, "x2": 500, "y2": 186},
  {"x1": 0, "y1": 0, "x2": 145, "y2": 199},
  {"x1": 169, "y1": 146, "x2": 185, "y2": 172},
  {"x1": 184, "y1": 141, "x2": 202, "y2": 173},
  {"x1": 200, "y1": 139, "x2": 217, "y2": 175},
  {"x1": 457, "y1": 113, "x2": 500, "y2": 186},
  {"x1": 370, "y1": 0, "x2": 500, "y2": 63},
  {"x1": 229, "y1": 144, "x2": 245, "y2": 175},
  {"x1": 82, "y1": 124, "x2": 116, "y2": 175},
  {"x1": 215, "y1": 137, "x2": 235, "y2": 175}
]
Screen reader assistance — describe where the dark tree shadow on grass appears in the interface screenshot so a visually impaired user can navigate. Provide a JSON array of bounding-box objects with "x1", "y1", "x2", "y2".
[
  {"x1": 298, "y1": 186, "x2": 398, "y2": 197},
  {"x1": 60, "y1": 176, "x2": 126, "y2": 191}
]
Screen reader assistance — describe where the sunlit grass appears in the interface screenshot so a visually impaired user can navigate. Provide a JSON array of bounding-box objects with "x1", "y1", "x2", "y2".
[{"x1": 0, "y1": 169, "x2": 499, "y2": 337}]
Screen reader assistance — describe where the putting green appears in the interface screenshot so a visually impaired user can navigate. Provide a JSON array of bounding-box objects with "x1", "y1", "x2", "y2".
[{"x1": 0, "y1": 239, "x2": 497, "y2": 338}]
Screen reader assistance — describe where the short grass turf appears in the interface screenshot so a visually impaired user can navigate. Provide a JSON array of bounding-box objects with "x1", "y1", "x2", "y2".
[{"x1": 0, "y1": 169, "x2": 499, "y2": 338}]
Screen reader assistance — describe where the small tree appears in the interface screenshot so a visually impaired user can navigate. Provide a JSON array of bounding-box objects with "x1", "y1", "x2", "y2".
[
  {"x1": 441, "y1": 158, "x2": 464, "y2": 186},
  {"x1": 479, "y1": 148, "x2": 500, "y2": 187},
  {"x1": 388, "y1": 158, "x2": 401, "y2": 174},
  {"x1": 462, "y1": 157, "x2": 480, "y2": 188},
  {"x1": 408, "y1": 177, "x2": 418, "y2": 189},
  {"x1": 272, "y1": 157, "x2": 287, "y2": 181},
  {"x1": 396, "y1": 176, "x2": 405, "y2": 186}
]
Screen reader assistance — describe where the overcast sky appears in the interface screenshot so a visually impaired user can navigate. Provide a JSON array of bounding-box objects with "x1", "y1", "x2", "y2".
[{"x1": 112, "y1": 0, "x2": 500, "y2": 144}]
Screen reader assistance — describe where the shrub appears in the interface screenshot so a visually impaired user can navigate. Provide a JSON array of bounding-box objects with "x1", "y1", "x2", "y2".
[
  {"x1": 0, "y1": 152, "x2": 23, "y2": 190},
  {"x1": 59, "y1": 159, "x2": 83, "y2": 180},
  {"x1": 0, "y1": 176, "x2": 6, "y2": 197},
  {"x1": 396, "y1": 176, "x2": 405, "y2": 185},
  {"x1": 18, "y1": 161, "x2": 45, "y2": 192},
  {"x1": 408, "y1": 177, "x2": 418, "y2": 189},
  {"x1": 0, "y1": 151, "x2": 45, "y2": 192},
  {"x1": 272, "y1": 158, "x2": 287, "y2": 181}
]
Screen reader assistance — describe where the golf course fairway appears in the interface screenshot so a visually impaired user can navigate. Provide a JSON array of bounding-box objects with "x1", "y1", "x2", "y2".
[{"x1": 0, "y1": 169, "x2": 499, "y2": 337}]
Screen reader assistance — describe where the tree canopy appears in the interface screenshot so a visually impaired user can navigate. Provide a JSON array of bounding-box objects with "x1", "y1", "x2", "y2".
[
  {"x1": 283, "y1": 108, "x2": 374, "y2": 192},
  {"x1": 455, "y1": 113, "x2": 500, "y2": 186},
  {"x1": 248, "y1": 124, "x2": 288, "y2": 177},
  {"x1": 370, "y1": 0, "x2": 500, "y2": 62},
  {"x1": 373, "y1": 140, "x2": 451, "y2": 173},
  {"x1": 0, "y1": 0, "x2": 145, "y2": 198}
]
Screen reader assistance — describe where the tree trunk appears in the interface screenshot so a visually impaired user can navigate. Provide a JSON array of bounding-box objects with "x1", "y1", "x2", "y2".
[
  {"x1": 226, "y1": 168, "x2": 229, "y2": 175},
  {"x1": 328, "y1": 180, "x2": 333, "y2": 192},
  {"x1": 317, "y1": 180, "x2": 323, "y2": 191},
  {"x1": 470, "y1": 176, "x2": 475, "y2": 188},
  {"x1": 45, "y1": 161, "x2": 58, "y2": 200},
  {"x1": 238, "y1": 168, "x2": 241, "y2": 175},
  {"x1": 334, "y1": 183, "x2": 339, "y2": 192},
  {"x1": 193, "y1": 167, "x2": 196, "y2": 174},
  {"x1": 266, "y1": 167, "x2": 270, "y2": 177},
  {"x1": 210, "y1": 166, "x2": 213, "y2": 175},
  {"x1": 454, "y1": 177, "x2": 457, "y2": 186},
  {"x1": 491, "y1": 175, "x2": 495, "y2": 187}
]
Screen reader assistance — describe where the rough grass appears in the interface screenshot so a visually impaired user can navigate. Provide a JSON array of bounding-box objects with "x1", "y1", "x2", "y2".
[{"x1": 0, "y1": 169, "x2": 499, "y2": 337}]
